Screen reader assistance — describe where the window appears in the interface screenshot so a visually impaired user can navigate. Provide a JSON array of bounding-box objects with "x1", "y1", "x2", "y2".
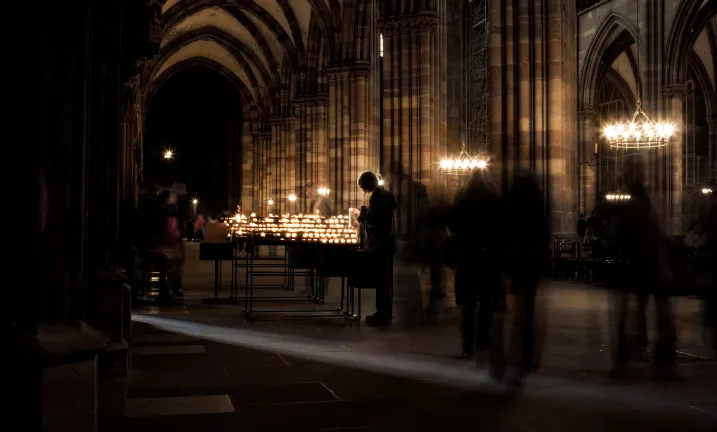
[{"x1": 379, "y1": 34, "x2": 383, "y2": 58}]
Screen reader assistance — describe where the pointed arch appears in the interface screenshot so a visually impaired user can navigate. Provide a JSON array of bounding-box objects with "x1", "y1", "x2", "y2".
[
  {"x1": 665, "y1": 0, "x2": 717, "y2": 86},
  {"x1": 579, "y1": 10, "x2": 642, "y2": 109}
]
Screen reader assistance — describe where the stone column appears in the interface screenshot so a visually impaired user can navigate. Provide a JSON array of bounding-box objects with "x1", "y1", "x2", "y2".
[
  {"x1": 707, "y1": 117, "x2": 717, "y2": 185},
  {"x1": 295, "y1": 94, "x2": 330, "y2": 213},
  {"x1": 240, "y1": 120, "x2": 254, "y2": 213},
  {"x1": 269, "y1": 117, "x2": 282, "y2": 208},
  {"x1": 378, "y1": 12, "x2": 439, "y2": 239},
  {"x1": 258, "y1": 130, "x2": 272, "y2": 215},
  {"x1": 489, "y1": 0, "x2": 578, "y2": 234},
  {"x1": 578, "y1": 108, "x2": 599, "y2": 217},
  {"x1": 327, "y1": 63, "x2": 373, "y2": 211},
  {"x1": 664, "y1": 84, "x2": 686, "y2": 235}
]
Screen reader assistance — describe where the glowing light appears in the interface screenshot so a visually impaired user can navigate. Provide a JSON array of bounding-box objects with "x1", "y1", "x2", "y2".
[
  {"x1": 267, "y1": 199, "x2": 274, "y2": 206},
  {"x1": 606, "y1": 193, "x2": 631, "y2": 201},
  {"x1": 192, "y1": 198, "x2": 199, "y2": 205},
  {"x1": 163, "y1": 149, "x2": 174, "y2": 159},
  {"x1": 318, "y1": 187, "x2": 330, "y2": 196},
  {"x1": 378, "y1": 179, "x2": 385, "y2": 186},
  {"x1": 288, "y1": 194, "x2": 297, "y2": 202},
  {"x1": 603, "y1": 100, "x2": 675, "y2": 150},
  {"x1": 441, "y1": 143, "x2": 488, "y2": 175},
  {"x1": 702, "y1": 188, "x2": 713, "y2": 195}
]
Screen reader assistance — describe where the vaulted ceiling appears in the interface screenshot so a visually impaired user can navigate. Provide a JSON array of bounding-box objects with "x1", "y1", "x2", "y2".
[{"x1": 148, "y1": 0, "x2": 352, "y2": 117}]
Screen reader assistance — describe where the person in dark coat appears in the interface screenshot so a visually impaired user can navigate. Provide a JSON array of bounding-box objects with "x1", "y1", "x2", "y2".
[
  {"x1": 609, "y1": 156, "x2": 678, "y2": 380},
  {"x1": 448, "y1": 170, "x2": 506, "y2": 361},
  {"x1": 357, "y1": 171, "x2": 397, "y2": 326},
  {"x1": 503, "y1": 170, "x2": 550, "y2": 386}
]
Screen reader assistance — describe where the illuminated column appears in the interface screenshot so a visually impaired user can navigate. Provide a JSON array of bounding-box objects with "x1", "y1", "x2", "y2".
[
  {"x1": 295, "y1": 94, "x2": 330, "y2": 213},
  {"x1": 578, "y1": 108, "x2": 599, "y2": 216},
  {"x1": 664, "y1": 84, "x2": 685, "y2": 235},
  {"x1": 328, "y1": 63, "x2": 372, "y2": 211},
  {"x1": 240, "y1": 120, "x2": 253, "y2": 213},
  {"x1": 259, "y1": 129, "x2": 272, "y2": 215},
  {"x1": 269, "y1": 117, "x2": 282, "y2": 206}
]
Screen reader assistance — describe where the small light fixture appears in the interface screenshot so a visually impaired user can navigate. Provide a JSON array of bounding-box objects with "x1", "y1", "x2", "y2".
[
  {"x1": 702, "y1": 188, "x2": 713, "y2": 195},
  {"x1": 164, "y1": 149, "x2": 174, "y2": 160},
  {"x1": 606, "y1": 193, "x2": 631, "y2": 201},
  {"x1": 267, "y1": 199, "x2": 274, "y2": 206},
  {"x1": 288, "y1": 194, "x2": 297, "y2": 202},
  {"x1": 441, "y1": 143, "x2": 488, "y2": 175},
  {"x1": 318, "y1": 187, "x2": 330, "y2": 196},
  {"x1": 192, "y1": 198, "x2": 199, "y2": 205}
]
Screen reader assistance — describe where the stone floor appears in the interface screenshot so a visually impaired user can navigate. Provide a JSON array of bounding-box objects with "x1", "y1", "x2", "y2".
[{"x1": 122, "y1": 245, "x2": 717, "y2": 431}]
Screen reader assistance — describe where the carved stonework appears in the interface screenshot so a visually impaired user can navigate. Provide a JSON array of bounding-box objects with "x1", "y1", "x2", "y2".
[
  {"x1": 326, "y1": 62, "x2": 372, "y2": 80},
  {"x1": 663, "y1": 84, "x2": 686, "y2": 100},
  {"x1": 378, "y1": 13, "x2": 439, "y2": 36},
  {"x1": 294, "y1": 93, "x2": 330, "y2": 107},
  {"x1": 269, "y1": 116, "x2": 296, "y2": 127},
  {"x1": 578, "y1": 107, "x2": 599, "y2": 121}
]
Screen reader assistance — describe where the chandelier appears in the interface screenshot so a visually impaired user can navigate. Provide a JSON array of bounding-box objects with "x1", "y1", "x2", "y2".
[
  {"x1": 603, "y1": 99, "x2": 675, "y2": 150},
  {"x1": 601, "y1": 0, "x2": 676, "y2": 150},
  {"x1": 440, "y1": 143, "x2": 487, "y2": 175},
  {"x1": 605, "y1": 193, "x2": 631, "y2": 201}
]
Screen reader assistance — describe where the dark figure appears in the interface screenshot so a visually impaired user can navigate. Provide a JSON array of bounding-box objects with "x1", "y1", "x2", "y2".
[
  {"x1": 577, "y1": 214, "x2": 587, "y2": 237},
  {"x1": 503, "y1": 171, "x2": 550, "y2": 385},
  {"x1": 357, "y1": 171, "x2": 397, "y2": 326},
  {"x1": 448, "y1": 170, "x2": 506, "y2": 360},
  {"x1": 700, "y1": 191, "x2": 717, "y2": 355},
  {"x1": 609, "y1": 157, "x2": 678, "y2": 380},
  {"x1": 424, "y1": 199, "x2": 452, "y2": 321},
  {"x1": 587, "y1": 211, "x2": 602, "y2": 236}
]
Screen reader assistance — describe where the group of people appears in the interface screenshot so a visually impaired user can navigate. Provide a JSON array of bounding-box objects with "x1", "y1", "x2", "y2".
[
  {"x1": 352, "y1": 155, "x2": 717, "y2": 386},
  {"x1": 349, "y1": 167, "x2": 546, "y2": 386}
]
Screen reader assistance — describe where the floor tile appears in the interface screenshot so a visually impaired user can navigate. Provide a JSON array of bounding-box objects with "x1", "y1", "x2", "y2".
[
  {"x1": 124, "y1": 395, "x2": 234, "y2": 417},
  {"x1": 132, "y1": 345, "x2": 207, "y2": 355}
]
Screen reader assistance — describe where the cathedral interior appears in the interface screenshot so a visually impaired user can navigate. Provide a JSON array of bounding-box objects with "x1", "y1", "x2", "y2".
[{"x1": 14, "y1": 1, "x2": 717, "y2": 431}]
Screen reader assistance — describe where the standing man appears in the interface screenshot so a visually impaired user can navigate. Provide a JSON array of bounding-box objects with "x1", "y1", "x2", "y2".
[{"x1": 357, "y1": 171, "x2": 397, "y2": 326}]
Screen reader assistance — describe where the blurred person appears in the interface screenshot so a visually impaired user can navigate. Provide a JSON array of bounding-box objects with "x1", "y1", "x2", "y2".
[
  {"x1": 357, "y1": 171, "x2": 397, "y2": 326},
  {"x1": 577, "y1": 214, "x2": 587, "y2": 237},
  {"x1": 448, "y1": 169, "x2": 506, "y2": 364},
  {"x1": 587, "y1": 210, "x2": 602, "y2": 236},
  {"x1": 387, "y1": 165, "x2": 432, "y2": 327},
  {"x1": 501, "y1": 171, "x2": 550, "y2": 387},
  {"x1": 150, "y1": 190, "x2": 184, "y2": 299},
  {"x1": 699, "y1": 191, "x2": 717, "y2": 356},
  {"x1": 684, "y1": 221, "x2": 706, "y2": 250},
  {"x1": 306, "y1": 183, "x2": 334, "y2": 217},
  {"x1": 194, "y1": 214, "x2": 205, "y2": 241},
  {"x1": 609, "y1": 155, "x2": 678, "y2": 380},
  {"x1": 424, "y1": 198, "x2": 453, "y2": 322}
]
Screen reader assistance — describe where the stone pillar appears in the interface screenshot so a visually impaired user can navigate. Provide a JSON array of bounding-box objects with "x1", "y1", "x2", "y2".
[
  {"x1": 240, "y1": 120, "x2": 254, "y2": 213},
  {"x1": 378, "y1": 12, "x2": 439, "y2": 242},
  {"x1": 664, "y1": 84, "x2": 685, "y2": 235},
  {"x1": 327, "y1": 63, "x2": 373, "y2": 211},
  {"x1": 255, "y1": 129, "x2": 272, "y2": 215},
  {"x1": 269, "y1": 117, "x2": 282, "y2": 209},
  {"x1": 489, "y1": 0, "x2": 578, "y2": 234},
  {"x1": 295, "y1": 94, "x2": 330, "y2": 213},
  {"x1": 578, "y1": 108, "x2": 599, "y2": 216},
  {"x1": 707, "y1": 117, "x2": 717, "y2": 185}
]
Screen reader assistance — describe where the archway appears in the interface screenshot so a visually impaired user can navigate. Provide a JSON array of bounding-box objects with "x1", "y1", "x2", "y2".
[{"x1": 144, "y1": 64, "x2": 243, "y2": 217}]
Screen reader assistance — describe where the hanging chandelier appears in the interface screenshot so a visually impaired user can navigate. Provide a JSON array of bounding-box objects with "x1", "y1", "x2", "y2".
[
  {"x1": 440, "y1": 143, "x2": 487, "y2": 175},
  {"x1": 601, "y1": 0, "x2": 676, "y2": 150},
  {"x1": 603, "y1": 99, "x2": 675, "y2": 150},
  {"x1": 605, "y1": 193, "x2": 631, "y2": 201}
]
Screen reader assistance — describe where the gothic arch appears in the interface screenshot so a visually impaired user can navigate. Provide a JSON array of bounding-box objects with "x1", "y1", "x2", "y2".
[
  {"x1": 144, "y1": 57, "x2": 260, "y2": 124},
  {"x1": 148, "y1": 27, "x2": 277, "y2": 107},
  {"x1": 687, "y1": 52, "x2": 717, "y2": 119},
  {"x1": 579, "y1": 10, "x2": 642, "y2": 110},
  {"x1": 665, "y1": 0, "x2": 717, "y2": 86},
  {"x1": 162, "y1": 0, "x2": 304, "y2": 73}
]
